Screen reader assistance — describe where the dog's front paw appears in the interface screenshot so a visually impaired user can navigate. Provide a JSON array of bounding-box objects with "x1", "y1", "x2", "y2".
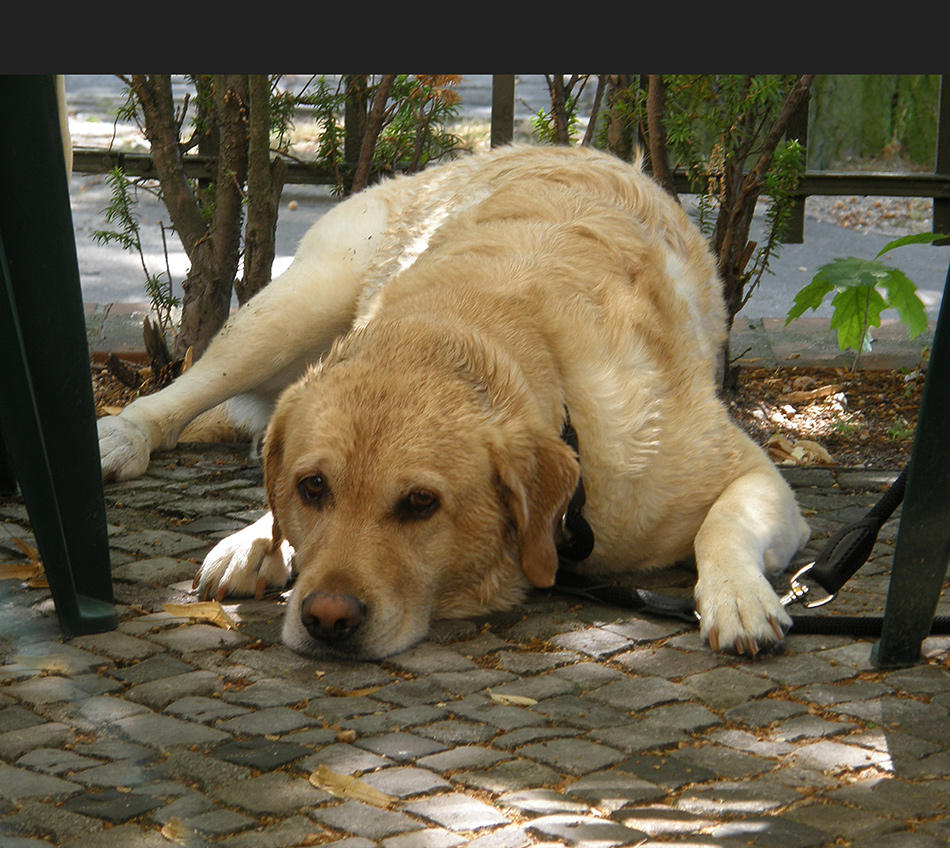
[
  {"x1": 194, "y1": 515, "x2": 294, "y2": 601},
  {"x1": 98, "y1": 415, "x2": 152, "y2": 481},
  {"x1": 694, "y1": 569, "x2": 791, "y2": 656}
]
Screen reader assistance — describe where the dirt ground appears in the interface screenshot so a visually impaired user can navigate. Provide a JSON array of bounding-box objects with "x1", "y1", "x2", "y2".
[{"x1": 730, "y1": 365, "x2": 922, "y2": 471}]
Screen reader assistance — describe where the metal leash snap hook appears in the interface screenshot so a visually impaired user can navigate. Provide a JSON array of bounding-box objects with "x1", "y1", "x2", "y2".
[{"x1": 780, "y1": 562, "x2": 837, "y2": 610}]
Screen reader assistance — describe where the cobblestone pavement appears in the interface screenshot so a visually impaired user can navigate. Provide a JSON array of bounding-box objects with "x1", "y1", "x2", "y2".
[{"x1": 1, "y1": 442, "x2": 948, "y2": 848}]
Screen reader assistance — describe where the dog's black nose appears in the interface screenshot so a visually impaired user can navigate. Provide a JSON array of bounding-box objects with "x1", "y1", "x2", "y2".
[{"x1": 300, "y1": 591, "x2": 365, "y2": 642}]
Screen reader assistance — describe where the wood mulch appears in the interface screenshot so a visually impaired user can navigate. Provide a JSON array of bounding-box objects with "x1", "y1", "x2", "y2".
[{"x1": 730, "y1": 365, "x2": 923, "y2": 470}]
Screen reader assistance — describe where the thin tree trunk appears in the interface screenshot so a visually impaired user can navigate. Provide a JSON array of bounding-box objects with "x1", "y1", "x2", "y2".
[
  {"x1": 239, "y1": 74, "x2": 285, "y2": 305},
  {"x1": 645, "y1": 75, "x2": 676, "y2": 198},
  {"x1": 129, "y1": 75, "x2": 207, "y2": 255},
  {"x1": 714, "y1": 74, "x2": 815, "y2": 329},
  {"x1": 351, "y1": 74, "x2": 396, "y2": 193},
  {"x1": 547, "y1": 75, "x2": 572, "y2": 144},
  {"x1": 709, "y1": 74, "x2": 815, "y2": 392},
  {"x1": 581, "y1": 75, "x2": 608, "y2": 146},
  {"x1": 604, "y1": 75, "x2": 635, "y2": 162},
  {"x1": 174, "y1": 75, "x2": 249, "y2": 359}
]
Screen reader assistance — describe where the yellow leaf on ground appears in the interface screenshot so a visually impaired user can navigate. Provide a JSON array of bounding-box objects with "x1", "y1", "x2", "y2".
[
  {"x1": 324, "y1": 685, "x2": 380, "y2": 698},
  {"x1": 160, "y1": 817, "x2": 196, "y2": 844},
  {"x1": 0, "y1": 535, "x2": 47, "y2": 587},
  {"x1": 766, "y1": 434, "x2": 835, "y2": 467},
  {"x1": 13, "y1": 654, "x2": 72, "y2": 673},
  {"x1": 0, "y1": 563, "x2": 39, "y2": 581},
  {"x1": 309, "y1": 764, "x2": 395, "y2": 808},
  {"x1": 163, "y1": 601, "x2": 238, "y2": 630},
  {"x1": 487, "y1": 688, "x2": 538, "y2": 706},
  {"x1": 10, "y1": 536, "x2": 38, "y2": 560}
]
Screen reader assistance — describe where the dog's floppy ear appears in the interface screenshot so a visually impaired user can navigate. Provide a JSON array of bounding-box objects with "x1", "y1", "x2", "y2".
[
  {"x1": 262, "y1": 404, "x2": 290, "y2": 551},
  {"x1": 496, "y1": 433, "x2": 580, "y2": 588}
]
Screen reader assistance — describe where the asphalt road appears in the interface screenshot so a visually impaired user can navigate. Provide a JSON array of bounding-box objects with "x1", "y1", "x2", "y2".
[{"x1": 64, "y1": 74, "x2": 950, "y2": 323}]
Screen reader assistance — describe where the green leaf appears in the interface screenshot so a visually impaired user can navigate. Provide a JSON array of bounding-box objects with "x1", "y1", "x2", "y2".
[
  {"x1": 812, "y1": 257, "x2": 867, "y2": 287},
  {"x1": 879, "y1": 267, "x2": 928, "y2": 338},
  {"x1": 829, "y1": 285, "x2": 886, "y2": 353},
  {"x1": 876, "y1": 231, "x2": 949, "y2": 260},
  {"x1": 785, "y1": 277, "x2": 833, "y2": 324},
  {"x1": 786, "y1": 228, "x2": 941, "y2": 361}
]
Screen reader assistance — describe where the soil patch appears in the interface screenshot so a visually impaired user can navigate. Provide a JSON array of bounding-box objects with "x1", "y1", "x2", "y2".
[{"x1": 730, "y1": 365, "x2": 923, "y2": 470}]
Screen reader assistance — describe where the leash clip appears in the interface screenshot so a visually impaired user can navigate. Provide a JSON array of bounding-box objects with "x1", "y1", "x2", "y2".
[{"x1": 780, "y1": 562, "x2": 837, "y2": 610}]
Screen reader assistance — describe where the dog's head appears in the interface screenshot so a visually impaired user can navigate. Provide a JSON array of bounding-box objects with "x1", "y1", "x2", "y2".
[{"x1": 262, "y1": 326, "x2": 579, "y2": 660}]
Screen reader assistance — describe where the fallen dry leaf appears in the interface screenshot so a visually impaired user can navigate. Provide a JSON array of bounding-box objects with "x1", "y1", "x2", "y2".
[
  {"x1": 309, "y1": 764, "x2": 395, "y2": 808},
  {"x1": 0, "y1": 536, "x2": 48, "y2": 588},
  {"x1": 13, "y1": 653, "x2": 72, "y2": 673},
  {"x1": 324, "y1": 685, "x2": 380, "y2": 698},
  {"x1": 777, "y1": 384, "x2": 843, "y2": 404},
  {"x1": 10, "y1": 536, "x2": 37, "y2": 559},
  {"x1": 766, "y1": 434, "x2": 835, "y2": 466},
  {"x1": 160, "y1": 817, "x2": 195, "y2": 844},
  {"x1": 162, "y1": 601, "x2": 238, "y2": 630},
  {"x1": 0, "y1": 563, "x2": 41, "y2": 581},
  {"x1": 487, "y1": 688, "x2": 538, "y2": 707}
]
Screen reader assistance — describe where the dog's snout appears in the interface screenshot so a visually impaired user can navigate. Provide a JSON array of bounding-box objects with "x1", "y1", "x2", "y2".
[{"x1": 301, "y1": 591, "x2": 366, "y2": 642}]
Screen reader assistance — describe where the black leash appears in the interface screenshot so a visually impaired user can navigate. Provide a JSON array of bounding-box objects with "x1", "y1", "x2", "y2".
[{"x1": 554, "y1": 464, "x2": 950, "y2": 636}]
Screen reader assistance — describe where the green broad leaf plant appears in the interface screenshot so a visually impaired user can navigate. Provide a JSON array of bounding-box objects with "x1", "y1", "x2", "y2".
[{"x1": 786, "y1": 232, "x2": 947, "y2": 370}]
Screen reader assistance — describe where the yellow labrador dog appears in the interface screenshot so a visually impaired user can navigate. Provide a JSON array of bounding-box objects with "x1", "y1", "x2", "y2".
[{"x1": 98, "y1": 145, "x2": 810, "y2": 660}]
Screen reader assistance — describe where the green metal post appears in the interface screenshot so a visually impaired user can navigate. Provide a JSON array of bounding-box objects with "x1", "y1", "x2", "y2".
[
  {"x1": 872, "y1": 264, "x2": 950, "y2": 667},
  {"x1": 0, "y1": 75, "x2": 118, "y2": 636}
]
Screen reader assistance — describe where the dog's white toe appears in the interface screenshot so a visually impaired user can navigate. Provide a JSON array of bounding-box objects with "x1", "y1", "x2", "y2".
[
  {"x1": 98, "y1": 416, "x2": 152, "y2": 481},
  {"x1": 694, "y1": 570, "x2": 792, "y2": 656},
  {"x1": 194, "y1": 515, "x2": 294, "y2": 601}
]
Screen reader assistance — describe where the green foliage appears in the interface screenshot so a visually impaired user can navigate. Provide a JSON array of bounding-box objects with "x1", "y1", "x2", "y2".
[
  {"x1": 92, "y1": 167, "x2": 179, "y2": 335},
  {"x1": 374, "y1": 75, "x2": 463, "y2": 169},
  {"x1": 532, "y1": 98, "x2": 580, "y2": 144},
  {"x1": 786, "y1": 232, "x2": 945, "y2": 369},
  {"x1": 745, "y1": 138, "x2": 805, "y2": 300},
  {"x1": 663, "y1": 75, "x2": 801, "y2": 189},
  {"x1": 299, "y1": 76, "x2": 349, "y2": 170},
  {"x1": 658, "y1": 75, "x2": 807, "y2": 310},
  {"x1": 831, "y1": 418, "x2": 862, "y2": 439},
  {"x1": 300, "y1": 75, "x2": 463, "y2": 187},
  {"x1": 887, "y1": 419, "x2": 915, "y2": 441}
]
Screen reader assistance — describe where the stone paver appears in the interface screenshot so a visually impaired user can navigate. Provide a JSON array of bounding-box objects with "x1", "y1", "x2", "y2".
[{"x1": 1, "y1": 441, "x2": 948, "y2": 848}]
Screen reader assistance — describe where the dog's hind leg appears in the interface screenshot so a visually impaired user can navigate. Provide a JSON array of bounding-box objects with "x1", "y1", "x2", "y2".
[
  {"x1": 692, "y1": 459, "x2": 811, "y2": 656},
  {"x1": 98, "y1": 191, "x2": 390, "y2": 480}
]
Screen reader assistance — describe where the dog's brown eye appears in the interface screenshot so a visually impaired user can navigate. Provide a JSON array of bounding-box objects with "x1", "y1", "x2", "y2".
[
  {"x1": 298, "y1": 474, "x2": 329, "y2": 507},
  {"x1": 401, "y1": 489, "x2": 440, "y2": 520}
]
